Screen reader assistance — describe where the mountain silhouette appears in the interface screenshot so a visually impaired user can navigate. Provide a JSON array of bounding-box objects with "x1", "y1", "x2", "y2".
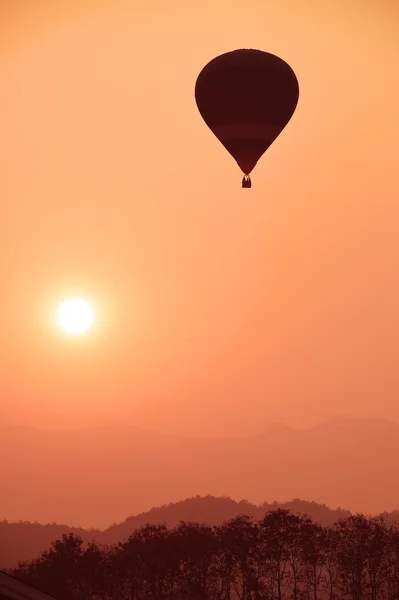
[
  {"x1": 1, "y1": 496, "x2": 352, "y2": 570},
  {"x1": 1, "y1": 417, "x2": 399, "y2": 530}
]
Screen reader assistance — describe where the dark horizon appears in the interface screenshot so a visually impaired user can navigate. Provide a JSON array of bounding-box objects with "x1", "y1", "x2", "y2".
[
  {"x1": 6, "y1": 506, "x2": 399, "y2": 600},
  {"x1": 5, "y1": 493, "x2": 399, "y2": 572}
]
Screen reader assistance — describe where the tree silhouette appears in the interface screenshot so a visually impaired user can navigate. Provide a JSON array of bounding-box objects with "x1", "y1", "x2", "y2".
[
  {"x1": 9, "y1": 509, "x2": 399, "y2": 600},
  {"x1": 216, "y1": 515, "x2": 259, "y2": 600},
  {"x1": 175, "y1": 522, "x2": 219, "y2": 600}
]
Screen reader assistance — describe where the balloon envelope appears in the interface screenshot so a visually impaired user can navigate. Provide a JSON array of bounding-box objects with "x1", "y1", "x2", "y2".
[{"x1": 195, "y1": 49, "x2": 299, "y2": 176}]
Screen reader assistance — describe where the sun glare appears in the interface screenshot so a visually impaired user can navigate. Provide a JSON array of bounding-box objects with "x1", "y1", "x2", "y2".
[{"x1": 56, "y1": 297, "x2": 95, "y2": 335}]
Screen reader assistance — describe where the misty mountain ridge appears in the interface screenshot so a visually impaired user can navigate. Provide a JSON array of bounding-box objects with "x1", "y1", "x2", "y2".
[
  {"x1": 2, "y1": 416, "x2": 399, "y2": 529},
  {"x1": 4, "y1": 414, "x2": 396, "y2": 439}
]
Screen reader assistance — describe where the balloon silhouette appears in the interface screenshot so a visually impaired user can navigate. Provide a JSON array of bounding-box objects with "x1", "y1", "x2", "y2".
[{"x1": 195, "y1": 49, "x2": 299, "y2": 188}]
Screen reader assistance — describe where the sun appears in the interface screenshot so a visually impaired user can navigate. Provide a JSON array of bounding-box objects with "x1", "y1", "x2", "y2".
[{"x1": 56, "y1": 297, "x2": 95, "y2": 335}]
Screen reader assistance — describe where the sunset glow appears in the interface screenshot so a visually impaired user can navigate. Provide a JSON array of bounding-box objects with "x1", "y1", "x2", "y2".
[
  {"x1": 1, "y1": 0, "x2": 399, "y2": 532},
  {"x1": 55, "y1": 297, "x2": 95, "y2": 335}
]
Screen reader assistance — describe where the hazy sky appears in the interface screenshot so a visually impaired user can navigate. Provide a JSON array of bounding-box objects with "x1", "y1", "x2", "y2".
[{"x1": 1, "y1": 0, "x2": 399, "y2": 438}]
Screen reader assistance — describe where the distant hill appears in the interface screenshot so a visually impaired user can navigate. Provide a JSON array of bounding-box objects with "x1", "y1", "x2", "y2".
[
  {"x1": 0, "y1": 495, "x2": 352, "y2": 570},
  {"x1": 98, "y1": 496, "x2": 351, "y2": 545},
  {"x1": 2, "y1": 417, "x2": 399, "y2": 529}
]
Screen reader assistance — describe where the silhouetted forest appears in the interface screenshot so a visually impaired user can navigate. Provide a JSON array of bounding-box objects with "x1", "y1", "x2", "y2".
[
  {"x1": 0, "y1": 497, "x2": 353, "y2": 569},
  {"x1": 8, "y1": 509, "x2": 399, "y2": 600}
]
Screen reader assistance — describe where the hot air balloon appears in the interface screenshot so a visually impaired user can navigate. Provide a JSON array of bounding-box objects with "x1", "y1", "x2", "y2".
[{"x1": 195, "y1": 49, "x2": 299, "y2": 188}]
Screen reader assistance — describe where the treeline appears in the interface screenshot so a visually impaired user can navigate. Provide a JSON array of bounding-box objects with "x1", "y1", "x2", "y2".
[{"x1": 9, "y1": 509, "x2": 399, "y2": 600}]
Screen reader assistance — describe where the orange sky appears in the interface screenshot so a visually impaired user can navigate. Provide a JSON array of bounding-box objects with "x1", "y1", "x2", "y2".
[{"x1": 1, "y1": 0, "x2": 399, "y2": 438}]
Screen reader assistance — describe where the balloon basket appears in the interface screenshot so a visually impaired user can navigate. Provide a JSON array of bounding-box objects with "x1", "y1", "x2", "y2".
[{"x1": 242, "y1": 176, "x2": 252, "y2": 189}]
